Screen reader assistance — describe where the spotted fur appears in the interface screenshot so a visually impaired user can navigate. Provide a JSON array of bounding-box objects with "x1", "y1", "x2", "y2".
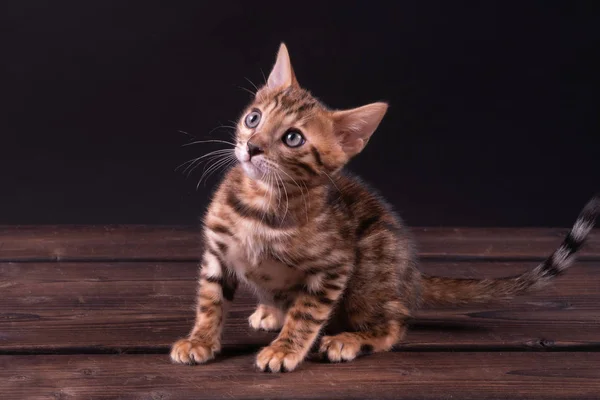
[{"x1": 170, "y1": 43, "x2": 599, "y2": 372}]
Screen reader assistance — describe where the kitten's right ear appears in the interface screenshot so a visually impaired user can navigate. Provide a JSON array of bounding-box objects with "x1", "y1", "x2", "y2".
[{"x1": 267, "y1": 43, "x2": 298, "y2": 90}]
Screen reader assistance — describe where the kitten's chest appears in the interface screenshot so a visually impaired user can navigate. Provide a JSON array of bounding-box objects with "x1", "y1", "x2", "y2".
[{"x1": 223, "y1": 224, "x2": 304, "y2": 290}]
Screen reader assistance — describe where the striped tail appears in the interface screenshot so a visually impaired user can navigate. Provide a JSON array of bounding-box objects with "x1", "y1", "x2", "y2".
[{"x1": 421, "y1": 194, "x2": 600, "y2": 306}]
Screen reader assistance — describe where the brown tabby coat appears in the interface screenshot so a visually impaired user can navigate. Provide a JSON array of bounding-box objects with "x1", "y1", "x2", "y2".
[{"x1": 170, "y1": 43, "x2": 599, "y2": 372}]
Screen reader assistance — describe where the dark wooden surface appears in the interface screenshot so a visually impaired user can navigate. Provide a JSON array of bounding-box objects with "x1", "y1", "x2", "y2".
[
  {"x1": 3, "y1": 353, "x2": 600, "y2": 400},
  {"x1": 2, "y1": 261, "x2": 600, "y2": 352},
  {"x1": 1, "y1": 225, "x2": 599, "y2": 261},
  {"x1": 1, "y1": 226, "x2": 599, "y2": 399}
]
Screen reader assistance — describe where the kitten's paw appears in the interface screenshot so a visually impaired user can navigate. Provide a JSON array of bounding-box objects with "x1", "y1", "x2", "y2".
[
  {"x1": 319, "y1": 334, "x2": 361, "y2": 362},
  {"x1": 248, "y1": 305, "x2": 283, "y2": 332},
  {"x1": 170, "y1": 338, "x2": 217, "y2": 365},
  {"x1": 255, "y1": 341, "x2": 303, "y2": 373}
]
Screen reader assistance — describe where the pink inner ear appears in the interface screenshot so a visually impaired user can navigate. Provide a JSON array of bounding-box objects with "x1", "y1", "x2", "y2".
[
  {"x1": 340, "y1": 137, "x2": 366, "y2": 155},
  {"x1": 267, "y1": 43, "x2": 298, "y2": 90},
  {"x1": 333, "y1": 102, "x2": 388, "y2": 155}
]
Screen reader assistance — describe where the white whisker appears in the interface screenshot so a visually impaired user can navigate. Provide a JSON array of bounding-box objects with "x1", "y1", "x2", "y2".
[
  {"x1": 259, "y1": 68, "x2": 267, "y2": 85},
  {"x1": 197, "y1": 154, "x2": 237, "y2": 189},
  {"x1": 178, "y1": 130, "x2": 195, "y2": 138},
  {"x1": 244, "y1": 77, "x2": 260, "y2": 93},
  {"x1": 323, "y1": 171, "x2": 341, "y2": 195},
  {"x1": 176, "y1": 149, "x2": 233, "y2": 175},
  {"x1": 207, "y1": 124, "x2": 237, "y2": 136},
  {"x1": 259, "y1": 169, "x2": 270, "y2": 225},
  {"x1": 267, "y1": 172, "x2": 274, "y2": 221},
  {"x1": 186, "y1": 151, "x2": 233, "y2": 177},
  {"x1": 269, "y1": 163, "x2": 309, "y2": 224},
  {"x1": 274, "y1": 172, "x2": 282, "y2": 210},
  {"x1": 275, "y1": 171, "x2": 289, "y2": 222},
  {"x1": 182, "y1": 139, "x2": 236, "y2": 147},
  {"x1": 197, "y1": 156, "x2": 235, "y2": 188},
  {"x1": 237, "y1": 85, "x2": 256, "y2": 97}
]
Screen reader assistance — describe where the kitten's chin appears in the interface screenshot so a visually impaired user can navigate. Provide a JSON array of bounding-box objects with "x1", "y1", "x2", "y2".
[{"x1": 241, "y1": 161, "x2": 264, "y2": 180}]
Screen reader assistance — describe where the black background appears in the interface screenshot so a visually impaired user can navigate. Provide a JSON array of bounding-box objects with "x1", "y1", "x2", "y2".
[{"x1": 2, "y1": 1, "x2": 598, "y2": 227}]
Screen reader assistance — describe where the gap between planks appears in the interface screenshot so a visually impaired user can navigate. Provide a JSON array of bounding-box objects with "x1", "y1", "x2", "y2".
[
  {"x1": 6, "y1": 255, "x2": 600, "y2": 263},
  {"x1": 1, "y1": 226, "x2": 599, "y2": 262},
  {"x1": 2, "y1": 261, "x2": 600, "y2": 355}
]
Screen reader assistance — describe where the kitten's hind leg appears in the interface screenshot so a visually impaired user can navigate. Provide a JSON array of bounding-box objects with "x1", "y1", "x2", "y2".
[
  {"x1": 248, "y1": 304, "x2": 284, "y2": 332},
  {"x1": 319, "y1": 319, "x2": 406, "y2": 362}
]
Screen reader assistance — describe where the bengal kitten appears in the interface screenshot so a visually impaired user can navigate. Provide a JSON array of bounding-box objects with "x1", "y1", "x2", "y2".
[{"x1": 171, "y1": 43, "x2": 600, "y2": 373}]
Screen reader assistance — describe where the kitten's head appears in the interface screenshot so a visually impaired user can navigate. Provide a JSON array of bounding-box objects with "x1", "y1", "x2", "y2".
[{"x1": 234, "y1": 43, "x2": 387, "y2": 185}]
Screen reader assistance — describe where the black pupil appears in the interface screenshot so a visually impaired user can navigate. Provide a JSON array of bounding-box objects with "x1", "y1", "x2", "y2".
[
  {"x1": 287, "y1": 132, "x2": 300, "y2": 145},
  {"x1": 246, "y1": 111, "x2": 260, "y2": 127}
]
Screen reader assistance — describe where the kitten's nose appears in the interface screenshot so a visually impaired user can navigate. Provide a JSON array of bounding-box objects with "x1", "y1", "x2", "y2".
[{"x1": 247, "y1": 141, "x2": 264, "y2": 158}]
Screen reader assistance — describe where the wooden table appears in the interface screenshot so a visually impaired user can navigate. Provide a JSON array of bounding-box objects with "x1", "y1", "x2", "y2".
[{"x1": 1, "y1": 226, "x2": 599, "y2": 399}]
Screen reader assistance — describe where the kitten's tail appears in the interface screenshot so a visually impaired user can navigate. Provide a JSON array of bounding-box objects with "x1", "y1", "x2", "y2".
[{"x1": 420, "y1": 194, "x2": 600, "y2": 306}]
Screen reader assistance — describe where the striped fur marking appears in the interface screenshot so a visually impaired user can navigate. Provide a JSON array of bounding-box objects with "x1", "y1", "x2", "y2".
[{"x1": 172, "y1": 40, "x2": 599, "y2": 374}]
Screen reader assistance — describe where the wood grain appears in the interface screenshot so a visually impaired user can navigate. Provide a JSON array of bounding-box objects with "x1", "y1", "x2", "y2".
[
  {"x1": 2, "y1": 226, "x2": 599, "y2": 399},
  {"x1": 2, "y1": 260, "x2": 599, "y2": 352},
  {"x1": 1, "y1": 225, "x2": 598, "y2": 261},
  {"x1": 0, "y1": 225, "x2": 201, "y2": 261},
  {"x1": 2, "y1": 352, "x2": 600, "y2": 400},
  {"x1": 415, "y1": 227, "x2": 600, "y2": 259}
]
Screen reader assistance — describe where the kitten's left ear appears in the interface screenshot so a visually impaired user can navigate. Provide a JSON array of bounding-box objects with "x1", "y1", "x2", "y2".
[
  {"x1": 267, "y1": 43, "x2": 298, "y2": 90},
  {"x1": 332, "y1": 102, "x2": 388, "y2": 157}
]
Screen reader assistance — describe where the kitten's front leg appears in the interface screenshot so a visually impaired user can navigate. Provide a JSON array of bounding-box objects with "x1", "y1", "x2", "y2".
[
  {"x1": 255, "y1": 269, "x2": 348, "y2": 372},
  {"x1": 249, "y1": 304, "x2": 285, "y2": 332},
  {"x1": 170, "y1": 247, "x2": 238, "y2": 365}
]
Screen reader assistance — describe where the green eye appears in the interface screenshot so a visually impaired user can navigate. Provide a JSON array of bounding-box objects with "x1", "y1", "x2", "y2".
[{"x1": 282, "y1": 130, "x2": 305, "y2": 148}]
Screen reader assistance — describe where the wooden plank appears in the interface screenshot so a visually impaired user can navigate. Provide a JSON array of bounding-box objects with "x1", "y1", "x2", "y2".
[
  {"x1": 2, "y1": 352, "x2": 600, "y2": 399},
  {"x1": 415, "y1": 227, "x2": 600, "y2": 259},
  {"x1": 2, "y1": 260, "x2": 600, "y2": 352},
  {"x1": 0, "y1": 262, "x2": 270, "y2": 352},
  {"x1": 0, "y1": 225, "x2": 202, "y2": 262},
  {"x1": 1, "y1": 225, "x2": 599, "y2": 261}
]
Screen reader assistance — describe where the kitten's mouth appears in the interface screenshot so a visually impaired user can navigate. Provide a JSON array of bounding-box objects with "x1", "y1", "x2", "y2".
[
  {"x1": 241, "y1": 160, "x2": 264, "y2": 180},
  {"x1": 235, "y1": 145, "x2": 267, "y2": 180}
]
